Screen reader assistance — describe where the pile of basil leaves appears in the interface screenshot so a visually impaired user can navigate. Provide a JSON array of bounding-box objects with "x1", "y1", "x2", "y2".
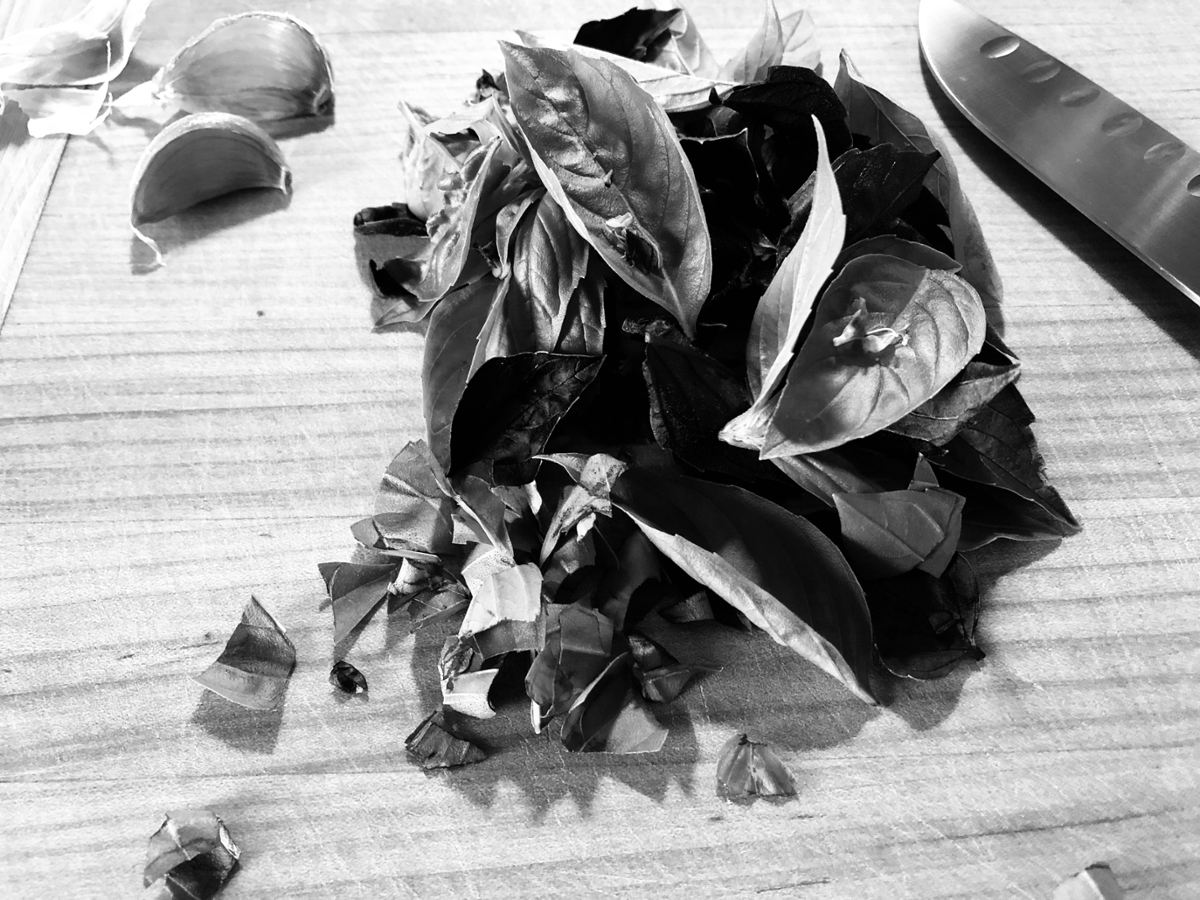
[{"x1": 335, "y1": 6, "x2": 1079, "y2": 761}]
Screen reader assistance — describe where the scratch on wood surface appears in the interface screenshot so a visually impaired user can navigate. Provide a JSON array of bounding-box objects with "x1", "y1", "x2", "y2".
[{"x1": 756, "y1": 878, "x2": 831, "y2": 892}]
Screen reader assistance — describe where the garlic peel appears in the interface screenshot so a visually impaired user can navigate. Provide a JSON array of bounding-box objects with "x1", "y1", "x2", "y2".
[
  {"x1": 145, "y1": 12, "x2": 334, "y2": 124},
  {"x1": 0, "y1": 0, "x2": 152, "y2": 135},
  {"x1": 130, "y1": 112, "x2": 292, "y2": 265}
]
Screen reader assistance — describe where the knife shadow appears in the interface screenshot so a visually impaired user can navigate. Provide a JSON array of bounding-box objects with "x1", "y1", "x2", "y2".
[{"x1": 920, "y1": 64, "x2": 1200, "y2": 363}]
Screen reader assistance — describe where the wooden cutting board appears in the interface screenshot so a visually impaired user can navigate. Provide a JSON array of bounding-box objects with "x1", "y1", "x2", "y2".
[{"x1": 1, "y1": 1, "x2": 1197, "y2": 897}]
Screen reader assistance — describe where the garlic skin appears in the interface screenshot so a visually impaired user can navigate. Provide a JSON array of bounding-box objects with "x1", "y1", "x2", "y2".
[
  {"x1": 149, "y1": 12, "x2": 334, "y2": 124},
  {"x1": 130, "y1": 112, "x2": 292, "y2": 264}
]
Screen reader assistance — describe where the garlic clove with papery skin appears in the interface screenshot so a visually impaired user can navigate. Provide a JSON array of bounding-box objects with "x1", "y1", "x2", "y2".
[
  {"x1": 145, "y1": 12, "x2": 334, "y2": 126},
  {"x1": 129, "y1": 111, "x2": 292, "y2": 265}
]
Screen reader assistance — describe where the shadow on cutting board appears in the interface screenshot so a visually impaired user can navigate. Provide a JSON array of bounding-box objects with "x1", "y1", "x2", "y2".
[
  {"x1": 129, "y1": 186, "x2": 292, "y2": 272},
  {"x1": 190, "y1": 687, "x2": 285, "y2": 755},
  {"x1": 920, "y1": 64, "x2": 1200, "y2": 365}
]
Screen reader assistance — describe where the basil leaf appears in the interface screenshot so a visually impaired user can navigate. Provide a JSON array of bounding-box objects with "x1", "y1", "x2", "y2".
[
  {"x1": 193, "y1": 597, "x2": 296, "y2": 711},
  {"x1": 886, "y1": 332, "x2": 1021, "y2": 445},
  {"x1": 642, "y1": 0, "x2": 719, "y2": 76},
  {"x1": 931, "y1": 384, "x2": 1080, "y2": 542},
  {"x1": 761, "y1": 253, "x2": 987, "y2": 456},
  {"x1": 720, "y1": 117, "x2": 842, "y2": 454},
  {"x1": 722, "y1": 66, "x2": 852, "y2": 157},
  {"x1": 834, "y1": 233, "x2": 961, "y2": 274},
  {"x1": 834, "y1": 51, "x2": 1004, "y2": 317},
  {"x1": 642, "y1": 334, "x2": 781, "y2": 484},
  {"x1": 474, "y1": 192, "x2": 599, "y2": 367},
  {"x1": 450, "y1": 351, "x2": 604, "y2": 483},
  {"x1": 779, "y1": 9, "x2": 819, "y2": 69},
  {"x1": 784, "y1": 143, "x2": 940, "y2": 256},
  {"x1": 611, "y1": 466, "x2": 876, "y2": 703},
  {"x1": 501, "y1": 42, "x2": 712, "y2": 337},
  {"x1": 864, "y1": 554, "x2": 983, "y2": 679},
  {"x1": 771, "y1": 438, "x2": 916, "y2": 506},
  {"x1": 720, "y1": 0, "x2": 784, "y2": 83},
  {"x1": 397, "y1": 138, "x2": 522, "y2": 302},
  {"x1": 395, "y1": 98, "x2": 458, "y2": 221},
  {"x1": 833, "y1": 482, "x2": 964, "y2": 580},
  {"x1": 746, "y1": 116, "x2": 843, "y2": 403},
  {"x1": 574, "y1": 8, "x2": 680, "y2": 62},
  {"x1": 422, "y1": 277, "x2": 503, "y2": 471}
]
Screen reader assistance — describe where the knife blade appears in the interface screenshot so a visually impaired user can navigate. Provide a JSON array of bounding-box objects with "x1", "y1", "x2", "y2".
[{"x1": 918, "y1": 0, "x2": 1200, "y2": 307}]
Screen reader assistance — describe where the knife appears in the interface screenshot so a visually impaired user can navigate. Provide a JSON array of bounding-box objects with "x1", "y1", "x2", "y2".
[{"x1": 918, "y1": 0, "x2": 1200, "y2": 307}]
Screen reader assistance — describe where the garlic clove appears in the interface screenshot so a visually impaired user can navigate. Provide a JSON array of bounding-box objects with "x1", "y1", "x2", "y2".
[
  {"x1": 130, "y1": 111, "x2": 292, "y2": 265},
  {"x1": 150, "y1": 12, "x2": 334, "y2": 124}
]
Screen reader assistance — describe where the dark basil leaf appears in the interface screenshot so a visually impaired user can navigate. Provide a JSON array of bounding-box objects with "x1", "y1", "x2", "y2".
[
  {"x1": 834, "y1": 51, "x2": 1003, "y2": 314},
  {"x1": 322, "y1": 561, "x2": 395, "y2": 644},
  {"x1": 681, "y1": 130, "x2": 762, "y2": 225},
  {"x1": 501, "y1": 42, "x2": 712, "y2": 337},
  {"x1": 330, "y1": 660, "x2": 368, "y2": 694},
  {"x1": 886, "y1": 336, "x2": 1021, "y2": 446},
  {"x1": 723, "y1": 66, "x2": 851, "y2": 147},
  {"x1": 784, "y1": 143, "x2": 940, "y2": 257},
  {"x1": 422, "y1": 276, "x2": 503, "y2": 472},
  {"x1": 642, "y1": 334, "x2": 784, "y2": 484},
  {"x1": 353, "y1": 203, "x2": 426, "y2": 236},
  {"x1": 405, "y1": 710, "x2": 487, "y2": 768},
  {"x1": 526, "y1": 603, "x2": 616, "y2": 728},
  {"x1": 834, "y1": 483, "x2": 964, "y2": 580},
  {"x1": 610, "y1": 465, "x2": 876, "y2": 703},
  {"x1": 930, "y1": 384, "x2": 1080, "y2": 543},
  {"x1": 144, "y1": 811, "x2": 240, "y2": 899},
  {"x1": 561, "y1": 652, "x2": 667, "y2": 752},
  {"x1": 864, "y1": 553, "x2": 984, "y2": 679},
  {"x1": 771, "y1": 431, "x2": 919, "y2": 506},
  {"x1": 574, "y1": 8, "x2": 680, "y2": 62},
  {"x1": 450, "y1": 351, "x2": 604, "y2": 483}
]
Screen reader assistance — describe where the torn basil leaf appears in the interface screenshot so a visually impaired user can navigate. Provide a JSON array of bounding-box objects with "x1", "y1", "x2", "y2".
[
  {"x1": 628, "y1": 631, "x2": 718, "y2": 702},
  {"x1": 330, "y1": 660, "x2": 368, "y2": 694},
  {"x1": 833, "y1": 458, "x2": 964, "y2": 580},
  {"x1": 322, "y1": 561, "x2": 395, "y2": 644},
  {"x1": 144, "y1": 810, "x2": 240, "y2": 900},
  {"x1": 561, "y1": 652, "x2": 668, "y2": 752},
  {"x1": 864, "y1": 553, "x2": 983, "y2": 679},
  {"x1": 603, "y1": 461, "x2": 877, "y2": 704},
  {"x1": 930, "y1": 384, "x2": 1080, "y2": 543},
  {"x1": 1052, "y1": 864, "x2": 1125, "y2": 900},
  {"x1": 449, "y1": 351, "x2": 603, "y2": 483},
  {"x1": 716, "y1": 733, "x2": 796, "y2": 801},
  {"x1": 193, "y1": 597, "x2": 296, "y2": 710},
  {"x1": 574, "y1": 8, "x2": 681, "y2": 62},
  {"x1": 405, "y1": 711, "x2": 487, "y2": 768}
]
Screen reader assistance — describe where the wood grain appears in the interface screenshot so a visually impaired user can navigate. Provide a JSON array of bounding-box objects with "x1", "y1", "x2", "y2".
[
  {"x1": 0, "y1": 0, "x2": 77, "y2": 330},
  {"x1": 1, "y1": 1, "x2": 1199, "y2": 898}
]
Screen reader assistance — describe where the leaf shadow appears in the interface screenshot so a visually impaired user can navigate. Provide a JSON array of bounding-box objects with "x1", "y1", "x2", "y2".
[
  {"x1": 403, "y1": 614, "x2": 698, "y2": 823},
  {"x1": 920, "y1": 63, "x2": 1200, "y2": 363},
  {"x1": 662, "y1": 621, "x2": 883, "y2": 755},
  {"x1": 189, "y1": 688, "x2": 284, "y2": 755},
  {"x1": 872, "y1": 538, "x2": 1062, "y2": 730},
  {"x1": 0, "y1": 96, "x2": 31, "y2": 149},
  {"x1": 129, "y1": 186, "x2": 292, "y2": 272}
]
